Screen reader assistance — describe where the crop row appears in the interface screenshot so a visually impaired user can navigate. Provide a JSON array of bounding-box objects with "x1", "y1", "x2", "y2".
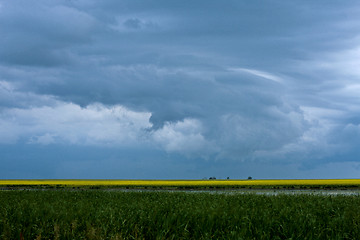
[{"x1": 1, "y1": 179, "x2": 360, "y2": 189}]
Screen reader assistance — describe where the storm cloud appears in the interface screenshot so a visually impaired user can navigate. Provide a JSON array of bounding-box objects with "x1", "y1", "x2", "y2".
[{"x1": 1, "y1": 0, "x2": 360, "y2": 179}]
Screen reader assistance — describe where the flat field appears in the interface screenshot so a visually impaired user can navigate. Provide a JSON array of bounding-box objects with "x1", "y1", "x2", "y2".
[
  {"x1": 1, "y1": 190, "x2": 360, "y2": 239},
  {"x1": 2, "y1": 179, "x2": 360, "y2": 189}
]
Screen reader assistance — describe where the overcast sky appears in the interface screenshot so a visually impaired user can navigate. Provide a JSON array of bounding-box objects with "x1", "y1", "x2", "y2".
[{"x1": 1, "y1": 0, "x2": 360, "y2": 179}]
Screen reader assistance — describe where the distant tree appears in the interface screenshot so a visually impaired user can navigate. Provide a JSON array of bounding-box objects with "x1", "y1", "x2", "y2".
[
  {"x1": 227, "y1": 177, "x2": 230, "y2": 180},
  {"x1": 209, "y1": 177, "x2": 216, "y2": 180},
  {"x1": 247, "y1": 176, "x2": 252, "y2": 180}
]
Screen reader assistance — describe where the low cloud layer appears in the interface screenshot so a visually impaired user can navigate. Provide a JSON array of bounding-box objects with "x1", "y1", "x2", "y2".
[{"x1": 1, "y1": 0, "x2": 360, "y2": 178}]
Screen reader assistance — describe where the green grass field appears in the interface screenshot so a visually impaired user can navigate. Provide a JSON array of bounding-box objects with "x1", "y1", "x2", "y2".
[{"x1": 1, "y1": 190, "x2": 360, "y2": 239}]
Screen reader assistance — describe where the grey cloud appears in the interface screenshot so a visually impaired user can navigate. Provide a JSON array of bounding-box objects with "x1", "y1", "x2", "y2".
[
  {"x1": 124, "y1": 18, "x2": 142, "y2": 29},
  {"x1": 33, "y1": 65, "x2": 289, "y2": 127},
  {"x1": 1, "y1": 62, "x2": 310, "y2": 160},
  {"x1": 0, "y1": 79, "x2": 59, "y2": 109},
  {"x1": 2, "y1": 0, "x2": 360, "y2": 178},
  {"x1": 122, "y1": 18, "x2": 159, "y2": 31},
  {"x1": 0, "y1": 1, "x2": 98, "y2": 67}
]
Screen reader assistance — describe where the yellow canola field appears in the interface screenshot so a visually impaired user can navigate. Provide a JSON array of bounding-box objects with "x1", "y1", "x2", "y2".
[{"x1": 1, "y1": 179, "x2": 360, "y2": 187}]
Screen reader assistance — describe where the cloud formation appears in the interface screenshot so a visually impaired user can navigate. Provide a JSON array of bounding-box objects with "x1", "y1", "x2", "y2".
[
  {"x1": 1, "y1": 0, "x2": 360, "y2": 178},
  {"x1": 0, "y1": 96, "x2": 151, "y2": 146}
]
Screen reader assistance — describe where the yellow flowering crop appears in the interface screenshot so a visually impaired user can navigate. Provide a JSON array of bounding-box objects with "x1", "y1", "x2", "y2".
[{"x1": 1, "y1": 179, "x2": 360, "y2": 187}]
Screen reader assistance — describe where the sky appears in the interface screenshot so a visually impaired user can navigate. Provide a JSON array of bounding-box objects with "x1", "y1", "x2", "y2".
[{"x1": 1, "y1": 1, "x2": 360, "y2": 179}]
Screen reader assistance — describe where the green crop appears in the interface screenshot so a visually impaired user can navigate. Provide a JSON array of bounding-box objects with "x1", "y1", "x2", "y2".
[{"x1": 0, "y1": 190, "x2": 359, "y2": 239}]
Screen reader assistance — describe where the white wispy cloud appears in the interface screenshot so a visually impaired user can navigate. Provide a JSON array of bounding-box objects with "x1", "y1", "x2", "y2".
[{"x1": 228, "y1": 67, "x2": 284, "y2": 83}]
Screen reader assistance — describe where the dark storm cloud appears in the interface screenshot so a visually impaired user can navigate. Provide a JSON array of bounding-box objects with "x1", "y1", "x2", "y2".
[{"x1": 2, "y1": 0, "x2": 360, "y2": 178}]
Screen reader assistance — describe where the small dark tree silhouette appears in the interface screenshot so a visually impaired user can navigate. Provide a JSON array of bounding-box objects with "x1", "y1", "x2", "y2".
[{"x1": 247, "y1": 176, "x2": 252, "y2": 180}]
